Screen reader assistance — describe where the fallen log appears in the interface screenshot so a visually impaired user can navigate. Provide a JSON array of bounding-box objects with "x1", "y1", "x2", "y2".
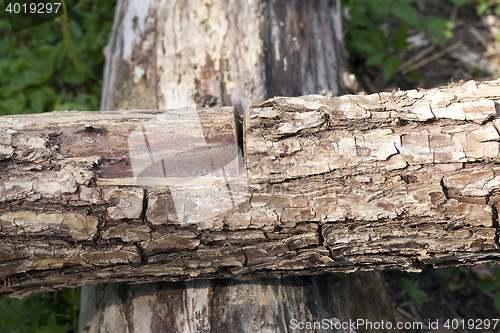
[{"x1": 2, "y1": 79, "x2": 500, "y2": 297}]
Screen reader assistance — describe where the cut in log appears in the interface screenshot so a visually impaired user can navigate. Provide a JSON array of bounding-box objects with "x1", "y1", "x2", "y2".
[{"x1": 2, "y1": 79, "x2": 500, "y2": 297}]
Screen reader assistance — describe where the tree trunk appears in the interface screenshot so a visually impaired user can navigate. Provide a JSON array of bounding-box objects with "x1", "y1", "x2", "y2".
[{"x1": 99, "y1": 0, "x2": 346, "y2": 114}]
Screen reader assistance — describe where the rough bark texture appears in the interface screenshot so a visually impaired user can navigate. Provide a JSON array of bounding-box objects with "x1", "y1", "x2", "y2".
[
  {"x1": 0, "y1": 107, "x2": 242, "y2": 295},
  {"x1": 2, "y1": 80, "x2": 500, "y2": 300},
  {"x1": 243, "y1": 80, "x2": 500, "y2": 271}
]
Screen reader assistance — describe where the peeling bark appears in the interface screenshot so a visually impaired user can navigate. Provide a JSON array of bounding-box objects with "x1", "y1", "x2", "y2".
[
  {"x1": 243, "y1": 80, "x2": 500, "y2": 270},
  {"x1": 1, "y1": 80, "x2": 500, "y2": 299}
]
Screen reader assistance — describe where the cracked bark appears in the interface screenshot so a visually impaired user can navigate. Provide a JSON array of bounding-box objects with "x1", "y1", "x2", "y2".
[{"x1": 245, "y1": 81, "x2": 500, "y2": 270}]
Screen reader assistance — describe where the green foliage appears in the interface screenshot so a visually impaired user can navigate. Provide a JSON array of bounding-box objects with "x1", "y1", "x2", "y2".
[
  {"x1": 0, "y1": 0, "x2": 116, "y2": 115},
  {"x1": 0, "y1": 288, "x2": 81, "y2": 333},
  {"x1": 439, "y1": 266, "x2": 500, "y2": 311},
  {"x1": 343, "y1": 0, "x2": 459, "y2": 81},
  {"x1": 452, "y1": 0, "x2": 500, "y2": 16},
  {"x1": 423, "y1": 16, "x2": 455, "y2": 45},
  {"x1": 402, "y1": 278, "x2": 428, "y2": 306},
  {"x1": 476, "y1": 267, "x2": 500, "y2": 310},
  {"x1": 437, "y1": 266, "x2": 469, "y2": 292}
]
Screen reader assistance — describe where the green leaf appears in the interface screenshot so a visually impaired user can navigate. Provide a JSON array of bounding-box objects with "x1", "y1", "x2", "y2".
[
  {"x1": 46, "y1": 311, "x2": 58, "y2": 326},
  {"x1": 412, "y1": 289, "x2": 428, "y2": 306},
  {"x1": 495, "y1": 291, "x2": 500, "y2": 310},
  {"x1": 13, "y1": 69, "x2": 49, "y2": 89},
  {"x1": 348, "y1": 4, "x2": 371, "y2": 28},
  {"x1": 495, "y1": 5, "x2": 500, "y2": 16},
  {"x1": 477, "y1": 3, "x2": 489, "y2": 15},
  {"x1": 0, "y1": 92, "x2": 27, "y2": 115},
  {"x1": 477, "y1": 276, "x2": 496, "y2": 293},
  {"x1": 391, "y1": 22, "x2": 409, "y2": 53},
  {"x1": 33, "y1": 324, "x2": 69, "y2": 333},
  {"x1": 350, "y1": 34, "x2": 376, "y2": 54},
  {"x1": 29, "y1": 86, "x2": 57, "y2": 113},
  {"x1": 382, "y1": 55, "x2": 403, "y2": 80},
  {"x1": 69, "y1": 19, "x2": 84, "y2": 39},
  {"x1": 74, "y1": 93, "x2": 100, "y2": 110},
  {"x1": 371, "y1": 27, "x2": 389, "y2": 51},
  {"x1": 371, "y1": 0, "x2": 393, "y2": 16},
  {"x1": 350, "y1": 28, "x2": 388, "y2": 55},
  {"x1": 402, "y1": 278, "x2": 428, "y2": 307},
  {"x1": 402, "y1": 278, "x2": 418, "y2": 292},
  {"x1": 0, "y1": 293, "x2": 50, "y2": 332},
  {"x1": 447, "y1": 282, "x2": 459, "y2": 291},
  {"x1": 423, "y1": 17, "x2": 455, "y2": 45},
  {"x1": 366, "y1": 52, "x2": 386, "y2": 66},
  {"x1": 13, "y1": 58, "x2": 27, "y2": 71},
  {"x1": 390, "y1": 1, "x2": 420, "y2": 28},
  {"x1": 60, "y1": 61, "x2": 86, "y2": 85},
  {"x1": 350, "y1": 39, "x2": 378, "y2": 54}
]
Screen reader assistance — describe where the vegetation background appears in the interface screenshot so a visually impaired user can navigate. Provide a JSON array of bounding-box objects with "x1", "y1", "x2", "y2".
[
  {"x1": 0, "y1": 0, "x2": 115, "y2": 117},
  {"x1": 1, "y1": 0, "x2": 500, "y2": 332}
]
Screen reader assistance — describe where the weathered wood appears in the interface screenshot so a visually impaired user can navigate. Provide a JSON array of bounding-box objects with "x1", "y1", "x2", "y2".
[
  {"x1": 0, "y1": 107, "x2": 243, "y2": 296},
  {"x1": 244, "y1": 81, "x2": 500, "y2": 270},
  {"x1": 244, "y1": 79, "x2": 500, "y2": 269},
  {"x1": 2, "y1": 80, "x2": 500, "y2": 299}
]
